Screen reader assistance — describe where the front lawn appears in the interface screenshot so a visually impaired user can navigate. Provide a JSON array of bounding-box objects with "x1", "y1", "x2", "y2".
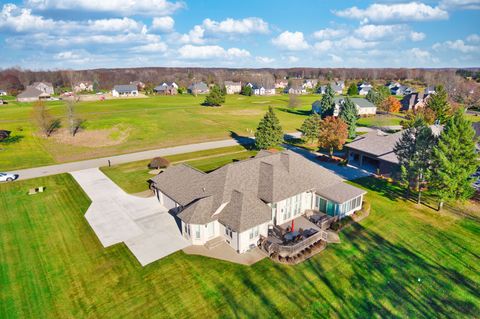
[
  {"x1": 1, "y1": 174, "x2": 479, "y2": 318},
  {"x1": 357, "y1": 114, "x2": 403, "y2": 127}
]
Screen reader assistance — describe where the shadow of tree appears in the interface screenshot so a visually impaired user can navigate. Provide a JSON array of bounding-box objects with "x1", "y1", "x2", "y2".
[
  {"x1": 229, "y1": 131, "x2": 255, "y2": 150},
  {"x1": 277, "y1": 107, "x2": 312, "y2": 116},
  {"x1": 0, "y1": 135, "x2": 24, "y2": 144}
]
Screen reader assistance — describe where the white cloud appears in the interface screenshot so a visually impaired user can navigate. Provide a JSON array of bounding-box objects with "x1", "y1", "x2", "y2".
[
  {"x1": 410, "y1": 31, "x2": 426, "y2": 41},
  {"x1": 287, "y1": 56, "x2": 299, "y2": 63},
  {"x1": 178, "y1": 44, "x2": 250, "y2": 60},
  {"x1": 256, "y1": 56, "x2": 275, "y2": 63},
  {"x1": 335, "y1": 2, "x2": 448, "y2": 23},
  {"x1": 354, "y1": 24, "x2": 404, "y2": 40},
  {"x1": 329, "y1": 54, "x2": 343, "y2": 63},
  {"x1": 26, "y1": 0, "x2": 184, "y2": 16},
  {"x1": 131, "y1": 42, "x2": 168, "y2": 53},
  {"x1": 151, "y1": 16, "x2": 174, "y2": 33},
  {"x1": 313, "y1": 40, "x2": 334, "y2": 52},
  {"x1": 202, "y1": 17, "x2": 269, "y2": 34},
  {"x1": 272, "y1": 31, "x2": 309, "y2": 51},
  {"x1": 180, "y1": 25, "x2": 205, "y2": 44},
  {"x1": 440, "y1": 0, "x2": 480, "y2": 10},
  {"x1": 467, "y1": 34, "x2": 480, "y2": 42},
  {"x1": 0, "y1": 3, "x2": 56, "y2": 32},
  {"x1": 313, "y1": 28, "x2": 347, "y2": 40},
  {"x1": 336, "y1": 36, "x2": 377, "y2": 49},
  {"x1": 433, "y1": 39, "x2": 478, "y2": 53}
]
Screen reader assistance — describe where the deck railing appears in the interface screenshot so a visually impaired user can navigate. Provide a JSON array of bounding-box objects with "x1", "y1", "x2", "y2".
[{"x1": 265, "y1": 230, "x2": 327, "y2": 257}]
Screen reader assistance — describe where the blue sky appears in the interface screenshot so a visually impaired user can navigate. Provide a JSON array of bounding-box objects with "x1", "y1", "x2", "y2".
[{"x1": 0, "y1": 0, "x2": 479, "y2": 69}]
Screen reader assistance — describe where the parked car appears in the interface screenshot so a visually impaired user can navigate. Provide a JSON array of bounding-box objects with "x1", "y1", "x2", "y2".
[{"x1": 0, "y1": 172, "x2": 18, "y2": 182}]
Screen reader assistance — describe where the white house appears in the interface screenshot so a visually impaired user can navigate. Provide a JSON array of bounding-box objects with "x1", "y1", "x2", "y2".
[
  {"x1": 150, "y1": 150, "x2": 366, "y2": 254},
  {"x1": 112, "y1": 84, "x2": 139, "y2": 97},
  {"x1": 312, "y1": 97, "x2": 377, "y2": 116},
  {"x1": 73, "y1": 81, "x2": 94, "y2": 93},
  {"x1": 358, "y1": 83, "x2": 372, "y2": 96},
  {"x1": 31, "y1": 82, "x2": 54, "y2": 95},
  {"x1": 247, "y1": 83, "x2": 275, "y2": 96},
  {"x1": 0, "y1": 90, "x2": 7, "y2": 96},
  {"x1": 224, "y1": 81, "x2": 242, "y2": 94}
]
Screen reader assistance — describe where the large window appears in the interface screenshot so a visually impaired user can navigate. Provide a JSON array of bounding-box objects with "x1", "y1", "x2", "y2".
[
  {"x1": 195, "y1": 225, "x2": 201, "y2": 239},
  {"x1": 249, "y1": 226, "x2": 259, "y2": 240}
]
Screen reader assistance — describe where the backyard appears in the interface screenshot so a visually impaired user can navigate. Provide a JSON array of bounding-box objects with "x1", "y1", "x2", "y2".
[{"x1": 1, "y1": 173, "x2": 479, "y2": 318}]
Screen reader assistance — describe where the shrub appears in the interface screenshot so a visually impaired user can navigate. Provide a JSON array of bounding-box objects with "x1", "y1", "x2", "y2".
[{"x1": 148, "y1": 157, "x2": 170, "y2": 169}]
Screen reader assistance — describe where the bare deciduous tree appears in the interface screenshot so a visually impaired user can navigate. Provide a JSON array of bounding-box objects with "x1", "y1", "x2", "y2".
[{"x1": 31, "y1": 101, "x2": 60, "y2": 137}]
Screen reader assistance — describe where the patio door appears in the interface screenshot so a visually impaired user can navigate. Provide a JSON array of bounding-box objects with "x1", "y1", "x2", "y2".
[
  {"x1": 326, "y1": 201, "x2": 336, "y2": 216},
  {"x1": 207, "y1": 222, "x2": 215, "y2": 238}
]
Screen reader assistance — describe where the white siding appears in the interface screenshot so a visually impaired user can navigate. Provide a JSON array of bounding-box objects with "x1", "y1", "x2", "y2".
[
  {"x1": 184, "y1": 220, "x2": 221, "y2": 245},
  {"x1": 237, "y1": 222, "x2": 269, "y2": 253}
]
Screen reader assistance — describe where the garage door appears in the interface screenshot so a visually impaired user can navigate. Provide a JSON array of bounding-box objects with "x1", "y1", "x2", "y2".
[{"x1": 161, "y1": 191, "x2": 177, "y2": 210}]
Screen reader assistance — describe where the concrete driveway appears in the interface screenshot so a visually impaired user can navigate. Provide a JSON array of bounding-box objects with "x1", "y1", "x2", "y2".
[{"x1": 70, "y1": 168, "x2": 189, "y2": 266}]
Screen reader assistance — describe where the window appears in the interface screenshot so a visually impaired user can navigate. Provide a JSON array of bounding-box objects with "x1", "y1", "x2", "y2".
[
  {"x1": 195, "y1": 225, "x2": 201, "y2": 239},
  {"x1": 249, "y1": 226, "x2": 259, "y2": 240},
  {"x1": 225, "y1": 227, "x2": 233, "y2": 238}
]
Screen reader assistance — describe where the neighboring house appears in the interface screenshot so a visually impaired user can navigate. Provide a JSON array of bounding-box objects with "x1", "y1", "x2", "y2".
[
  {"x1": 312, "y1": 97, "x2": 377, "y2": 116},
  {"x1": 318, "y1": 81, "x2": 343, "y2": 95},
  {"x1": 386, "y1": 81, "x2": 400, "y2": 90},
  {"x1": 247, "y1": 83, "x2": 275, "y2": 95},
  {"x1": 154, "y1": 82, "x2": 178, "y2": 95},
  {"x1": 285, "y1": 83, "x2": 307, "y2": 95},
  {"x1": 73, "y1": 81, "x2": 93, "y2": 93},
  {"x1": 345, "y1": 125, "x2": 443, "y2": 175},
  {"x1": 275, "y1": 79, "x2": 288, "y2": 89},
  {"x1": 425, "y1": 86, "x2": 436, "y2": 94},
  {"x1": 473, "y1": 122, "x2": 480, "y2": 151},
  {"x1": 112, "y1": 85, "x2": 139, "y2": 97},
  {"x1": 401, "y1": 92, "x2": 430, "y2": 112},
  {"x1": 302, "y1": 79, "x2": 318, "y2": 90},
  {"x1": 358, "y1": 83, "x2": 372, "y2": 95},
  {"x1": 0, "y1": 90, "x2": 7, "y2": 96},
  {"x1": 17, "y1": 86, "x2": 50, "y2": 102},
  {"x1": 188, "y1": 82, "x2": 210, "y2": 95},
  {"x1": 224, "y1": 81, "x2": 242, "y2": 94},
  {"x1": 31, "y1": 82, "x2": 54, "y2": 95},
  {"x1": 149, "y1": 150, "x2": 366, "y2": 254},
  {"x1": 130, "y1": 81, "x2": 146, "y2": 90},
  {"x1": 391, "y1": 85, "x2": 415, "y2": 96}
]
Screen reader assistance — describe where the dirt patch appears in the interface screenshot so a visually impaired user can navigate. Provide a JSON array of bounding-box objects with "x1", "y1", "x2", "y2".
[
  {"x1": 229, "y1": 109, "x2": 263, "y2": 116},
  {"x1": 50, "y1": 127, "x2": 130, "y2": 148}
]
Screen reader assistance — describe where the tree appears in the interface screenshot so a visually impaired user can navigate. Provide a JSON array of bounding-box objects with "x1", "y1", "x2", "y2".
[
  {"x1": 240, "y1": 85, "x2": 252, "y2": 96},
  {"x1": 347, "y1": 83, "x2": 358, "y2": 96},
  {"x1": 255, "y1": 106, "x2": 284, "y2": 149},
  {"x1": 429, "y1": 111, "x2": 478, "y2": 210},
  {"x1": 426, "y1": 85, "x2": 451, "y2": 124},
  {"x1": 203, "y1": 84, "x2": 225, "y2": 106},
  {"x1": 31, "y1": 101, "x2": 61, "y2": 137},
  {"x1": 319, "y1": 84, "x2": 335, "y2": 118},
  {"x1": 65, "y1": 98, "x2": 85, "y2": 136},
  {"x1": 288, "y1": 94, "x2": 301, "y2": 109},
  {"x1": 318, "y1": 116, "x2": 348, "y2": 158},
  {"x1": 366, "y1": 86, "x2": 390, "y2": 106},
  {"x1": 148, "y1": 157, "x2": 170, "y2": 169},
  {"x1": 393, "y1": 117, "x2": 436, "y2": 203},
  {"x1": 339, "y1": 97, "x2": 359, "y2": 139},
  {"x1": 380, "y1": 96, "x2": 401, "y2": 113},
  {"x1": 300, "y1": 113, "x2": 321, "y2": 144}
]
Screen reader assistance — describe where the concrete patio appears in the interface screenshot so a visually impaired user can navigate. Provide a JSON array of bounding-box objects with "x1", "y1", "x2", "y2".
[
  {"x1": 70, "y1": 168, "x2": 189, "y2": 266},
  {"x1": 183, "y1": 242, "x2": 267, "y2": 266}
]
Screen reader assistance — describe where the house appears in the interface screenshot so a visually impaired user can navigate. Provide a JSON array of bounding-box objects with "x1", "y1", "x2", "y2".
[
  {"x1": 312, "y1": 97, "x2": 377, "y2": 116},
  {"x1": 149, "y1": 150, "x2": 366, "y2": 254},
  {"x1": 401, "y1": 92, "x2": 431, "y2": 112},
  {"x1": 391, "y1": 85, "x2": 415, "y2": 96},
  {"x1": 130, "y1": 81, "x2": 146, "y2": 90},
  {"x1": 31, "y1": 82, "x2": 54, "y2": 95},
  {"x1": 275, "y1": 79, "x2": 288, "y2": 89},
  {"x1": 358, "y1": 82, "x2": 372, "y2": 95},
  {"x1": 345, "y1": 125, "x2": 443, "y2": 175},
  {"x1": 386, "y1": 81, "x2": 401, "y2": 90},
  {"x1": 154, "y1": 82, "x2": 178, "y2": 95},
  {"x1": 73, "y1": 81, "x2": 93, "y2": 93},
  {"x1": 224, "y1": 81, "x2": 242, "y2": 94},
  {"x1": 112, "y1": 85, "x2": 139, "y2": 97},
  {"x1": 318, "y1": 81, "x2": 343, "y2": 95},
  {"x1": 425, "y1": 86, "x2": 436, "y2": 94},
  {"x1": 17, "y1": 86, "x2": 50, "y2": 102},
  {"x1": 247, "y1": 83, "x2": 275, "y2": 95},
  {"x1": 285, "y1": 83, "x2": 307, "y2": 95},
  {"x1": 188, "y1": 82, "x2": 210, "y2": 95},
  {"x1": 0, "y1": 90, "x2": 7, "y2": 96},
  {"x1": 302, "y1": 79, "x2": 318, "y2": 90}
]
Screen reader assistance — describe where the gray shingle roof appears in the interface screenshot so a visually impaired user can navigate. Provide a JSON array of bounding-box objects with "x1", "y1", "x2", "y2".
[
  {"x1": 17, "y1": 86, "x2": 44, "y2": 99},
  {"x1": 151, "y1": 150, "x2": 365, "y2": 231},
  {"x1": 113, "y1": 85, "x2": 137, "y2": 93},
  {"x1": 345, "y1": 131, "x2": 403, "y2": 164},
  {"x1": 334, "y1": 97, "x2": 375, "y2": 109}
]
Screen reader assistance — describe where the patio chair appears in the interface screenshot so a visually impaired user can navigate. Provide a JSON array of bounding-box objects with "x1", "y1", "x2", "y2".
[{"x1": 28, "y1": 188, "x2": 37, "y2": 195}]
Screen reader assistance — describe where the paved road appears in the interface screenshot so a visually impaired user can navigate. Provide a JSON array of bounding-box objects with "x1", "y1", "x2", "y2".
[
  {"x1": 71, "y1": 168, "x2": 189, "y2": 266},
  {"x1": 11, "y1": 132, "x2": 302, "y2": 181}
]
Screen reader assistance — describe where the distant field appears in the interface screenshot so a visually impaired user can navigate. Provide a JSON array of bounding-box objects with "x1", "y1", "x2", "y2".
[
  {"x1": 1, "y1": 174, "x2": 479, "y2": 318},
  {"x1": 0, "y1": 94, "x2": 317, "y2": 171}
]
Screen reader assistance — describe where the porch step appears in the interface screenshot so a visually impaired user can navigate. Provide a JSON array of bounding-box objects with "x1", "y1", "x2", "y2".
[{"x1": 205, "y1": 236, "x2": 224, "y2": 250}]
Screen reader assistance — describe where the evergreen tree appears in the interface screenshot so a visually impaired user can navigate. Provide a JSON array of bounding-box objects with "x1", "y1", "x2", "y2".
[
  {"x1": 347, "y1": 83, "x2": 358, "y2": 96},
  {"x1": 319, "y1": 83, "x2": 335, "y2": 118},
  {"x1": 203, "y1": 84, "x2": 225, "y2": 106},
  {"x1": 366, "y1": 86, "x2": 390, "y2": 106},
  {"x1": 393, "y1": 117, "x2": 436, "y2": 203},
  {"x1": 339, "y1": 97, "x2": 358, "y2": 139},
  {"x1": 255, "y1": 106, "x2": 284, "y2": 149},
  {"x1": 426, "y1": 85, "x2": 451, "y2": 124},
  {"x1": 240, "y1": 85, "x2": 252, "y2": 96},
  {"x1": 300, "y1": 113, "x2": 321, "y2": 144},
  {"x1": 429, "y1": 110, "x2": 479, "y2": 210}
]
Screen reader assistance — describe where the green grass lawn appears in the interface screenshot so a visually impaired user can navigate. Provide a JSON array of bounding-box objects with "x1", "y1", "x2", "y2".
[
  {"x1": 100, "y1": 145, "x2": 257, "y2": 193},
  {"x1": 1, "y1": 174, "x2": 479, "y2": 318},
  {"x1": 357, "y1": 114, "x2": 403, "y2": 127}
]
